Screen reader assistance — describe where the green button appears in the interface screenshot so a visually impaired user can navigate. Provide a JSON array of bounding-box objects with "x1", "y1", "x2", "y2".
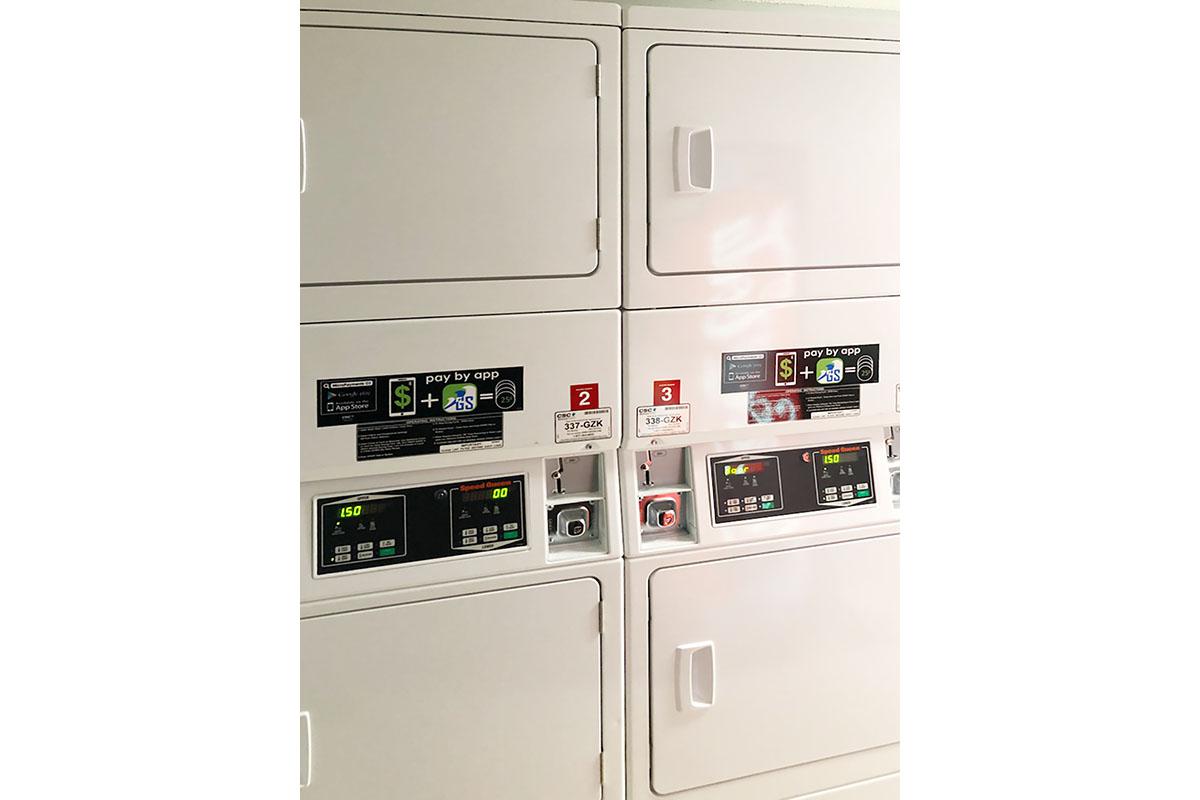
[
  {"x1": 502, "y1": 530, "x2": 520, "y2": 540},
  {"x1": 856, "y1": 490, "x2": 870, "y2": 498},
  {"x1": 761, "y1": 502, "x2": 774, "y2": 509},
  {"x1": 379, "y1": 547, "x2": 396, "y2": 556}
]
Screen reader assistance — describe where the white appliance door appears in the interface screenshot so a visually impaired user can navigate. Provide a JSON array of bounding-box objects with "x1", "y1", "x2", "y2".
[
  {"x1": 649, "y1": 536, "x2": 899, "y2": 794},
  {"x1": 301, "y1": 25, "x2": 599, "y2": 284},
  {"x1": 646, "y1": 44, "x2": 898, "y2": 275},
  {"x1": 301, "y1": 579, "x2": 602, "y2": 799}
]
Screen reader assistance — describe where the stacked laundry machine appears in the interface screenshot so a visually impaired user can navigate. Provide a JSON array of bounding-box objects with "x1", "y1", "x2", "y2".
[
  {"x1": 300, "y1": 1, "x2": 898, "y2": 798},
  {"x1": 617, "y1": 4, "x2": 901, "y2": 800},
  {"x1": 299, "y1": 1, "x2": 625, "y2": 797}
]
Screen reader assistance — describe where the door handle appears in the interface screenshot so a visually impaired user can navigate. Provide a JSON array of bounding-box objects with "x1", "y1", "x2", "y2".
[
  {"x1": 300, "y1": 711, "x2": 312, "y2": 789},
  {"x1": 674, "y1": 126, "x2": 715, "y2": 193},
  {"x1": 299, "y1": 117, "x2": 308, "y2": 195},
  {"x1": 675, "y1": 641, "x2": 716, "y2": 710}
]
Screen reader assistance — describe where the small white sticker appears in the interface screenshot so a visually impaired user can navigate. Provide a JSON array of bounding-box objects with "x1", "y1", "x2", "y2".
[
  {"x1": 554, "y1": 407, "x2": 613, "y2": 444},
  {"x1": 636, "y1": 403, "x2": 691, "y2": 437},
  {"x1": 808, "y1": 408, "x2": 861, "y2": 420}
]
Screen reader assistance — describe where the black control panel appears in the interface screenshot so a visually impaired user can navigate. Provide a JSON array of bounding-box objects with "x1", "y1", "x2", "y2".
[
  {"x1": 710, "y1": 442, "x2": 875, "y2": 524},
  {"x1": 316, "y1": 475, "x2": 526, "y2": 575}
]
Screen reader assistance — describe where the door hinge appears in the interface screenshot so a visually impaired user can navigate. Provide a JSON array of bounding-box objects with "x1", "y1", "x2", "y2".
[
  {"x1": 595, "y1": 217, "x2": 602, "y2": 252},
  {"x1": 598, "y1": 601, "x2": 604, "y2": 634},
  {"x1": 595, "y1": 64, "x2": 602, "y2": 97},
  {"x1": 599, "y1": 751, "x2": 605, "y2": 783}
]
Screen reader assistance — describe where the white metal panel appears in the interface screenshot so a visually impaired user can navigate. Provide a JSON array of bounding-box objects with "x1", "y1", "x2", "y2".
[
  {"x1": 620, "y1": 298, "x2": 900, "y2": 448},
  {"x1": 301, "y1": 310, "x2": 621, "y2": 483},
  {"x1": 301, "y1": 26, "x2": 597, "y2": 283},
  {"x1": 623, "y1": 4, "x2": 899, "y2": 38},
  {"x1": 622, "y1": 21, "x2": 900, "y2": 310},
  {"x1": 648, "y1": 536, "x2": 899, "y2": 794},
  {"x1": 301, "y1": 578, "x2": 602, "y2": 800},
  {"x1": 302, "y1": 0, "x2": 622, "y2": 26},
  {"x1": 646, "y1": 45, "x2": 898, "y2": 275},
  {"x1": 299, "y1": 10, "x2": 622, "y2": 321}
]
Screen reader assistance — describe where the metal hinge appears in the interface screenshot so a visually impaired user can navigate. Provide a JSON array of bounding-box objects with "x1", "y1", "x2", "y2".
[{"x1": 595, "y1": 64, "x2": 602, "y2": 97}]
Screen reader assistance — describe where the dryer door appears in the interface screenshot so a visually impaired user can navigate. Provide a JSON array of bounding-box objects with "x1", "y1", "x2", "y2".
[
  {"x1": 648, "y1": 536, "x2": 899, "y2": 795},
  {"x1": 301, "y1": 26, "x2": 599, "y2": 285},
  {"x1": 646, "y1": 44, "x2": 898, "y2": 276},
  {"x1": 301, "y1": 578, "x2": 602, "y2": 800}
]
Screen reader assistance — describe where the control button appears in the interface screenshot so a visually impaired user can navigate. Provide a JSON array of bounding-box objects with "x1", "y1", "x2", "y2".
[
  {"x1": 356, "y1": 550, "x2": 373, "y2": 560},
  {"x1": 334, "y1": 545, "x2": 351, "y2": 554},
  {"x1": 841, "y1": 492, "x2": 854, "y2": 500},
  {"x1": 379, "y1": 539, "x2": 396, "y2": 548},
  {"x1": 502, "y1": 530, "x2": 520, "y2": 540},
  {"x1": 744, "y1": 504, "x2": 758, "y2": 512},
  {"x1": 728, "y1": 507, "x2": 742, "y2": 514},
  {"x1": 483, "y1": 534, "x2": 498, "y2": 543},
  {"x1": 761, "y1": 501, "x2": 775, "y2": 510},
  {"x1": 726, "y1": 499, "x2": 739, "y2": 507},
  {"x1": 840, "y1": 484, "x2": 853, "y2": 492},
  {"x1": 743, "y1": 496, "x2": 756, "y2": 504},
  {"x1": 856, "y1": 489, "x2": 871, "y2": 498},
  {"x1": 483, "y1": 525, "x2": 499, "y2": 534},
  {"x1": 856, "y1": 483, "x2": 869, "y2": 490},
  {"x1": 824, "y1": 486, "x2": 837, "y2": 494},
  {"x1": 461, "y1": 527, "x2": 477, "y2": 537},
  {"x1": 379, "y1": 547, "x2": 396, "y2": 557},
  {"x1": 760, "y1": 494, "x2": 774, "y2": 502},
  {"x1": 333, "y1": 554, "x2": 351, "y2": 563},
  {"x1": 356, "y1": 542, "x2": 373, "y2": 551},
  {"x1": 462, "y1": 536, "x2": 477, "y2": 545},
  {"x1": 502, "y1": 522, "x2": 518, "y2": 531}
]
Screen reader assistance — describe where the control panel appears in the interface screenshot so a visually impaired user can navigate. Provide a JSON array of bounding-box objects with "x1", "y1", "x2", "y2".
[
  {"x1": 710, "y1": 442, "x2": 874, "y2": 524},
  {"x1": 316, "y1": 475, "x2": 526, "y2": 575}
]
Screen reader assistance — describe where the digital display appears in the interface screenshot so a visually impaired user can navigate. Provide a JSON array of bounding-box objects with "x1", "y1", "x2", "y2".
[
  {"x1": 333, "y1": 501, "x2": 387, "y2": 520},
  {"x1": 460, "y1": 486, "x2": 512, "y2": 503},
  {"x1": 821, "y1": 451, "x2": 861, "y2": 465},
  {"x1": 724, "y1": 462, "x2": 767, "y2": 476}
]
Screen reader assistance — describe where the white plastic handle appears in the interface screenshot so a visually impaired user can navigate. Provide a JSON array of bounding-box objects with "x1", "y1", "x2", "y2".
[
  {"x1": 299, "y1": 118, "x2": 308, "y2": 195},
  {"x1": 675, "y1": 641, "x2": 716, "y2": 710},
  {"x1": 674, "y1": 126, "x2": 715, "y2": 192},
  {"x1": 300, "y1": 711, "x2": 312, "y2": 789}
]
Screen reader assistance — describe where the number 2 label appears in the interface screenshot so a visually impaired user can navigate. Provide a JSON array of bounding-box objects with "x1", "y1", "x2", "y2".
[{"x1": 570, "y1": 383, "x2": 599, "y2": 410}]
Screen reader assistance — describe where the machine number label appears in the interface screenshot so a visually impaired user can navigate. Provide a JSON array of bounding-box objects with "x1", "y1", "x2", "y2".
[
  {"x1": 653, "y1": 379, "x2": 682, "y2": 404},
  {"x1": 636, "y1": 404, "x2": 691, "y2": 437},
  {"x1": 569, "y1": 383, "x2": 599, "y2": 410},
  {"x1": 721, "y1": 345, "x2": 880, "y2": 393},
  {"x1": 317, "y1": 367, "x2": 523, "y2": 428},
  {"x1": 554, "y1": 407, "x2": 613, "y2": 443}
]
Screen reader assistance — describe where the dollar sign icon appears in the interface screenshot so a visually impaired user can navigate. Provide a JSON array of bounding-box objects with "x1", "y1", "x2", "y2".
[
  {"x1": 775, "y1": 351, "x2": 798, "y2": 386},
  {"x1": 394, "y1": 383, "x2": 412, "y2": 409}
]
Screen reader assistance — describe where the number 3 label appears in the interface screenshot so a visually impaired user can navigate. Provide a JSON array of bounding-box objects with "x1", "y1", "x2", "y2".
[{"x1": 653, "y1": 380, "x2": 681, "y2": 405}]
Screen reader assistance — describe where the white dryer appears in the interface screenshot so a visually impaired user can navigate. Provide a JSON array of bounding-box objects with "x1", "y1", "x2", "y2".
[
  {"x1": 300, "y1": 310, "x2": 626, "y2": 799},
  {"x1": 619, "y1": 298, "x2": 901, "y2": 800},
  {"x1": 301, "y1": 0, "x2": 622, "y2": 322},
  {"x1": 622, "y1": 4, "x2": 899, "y2": 309}
]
